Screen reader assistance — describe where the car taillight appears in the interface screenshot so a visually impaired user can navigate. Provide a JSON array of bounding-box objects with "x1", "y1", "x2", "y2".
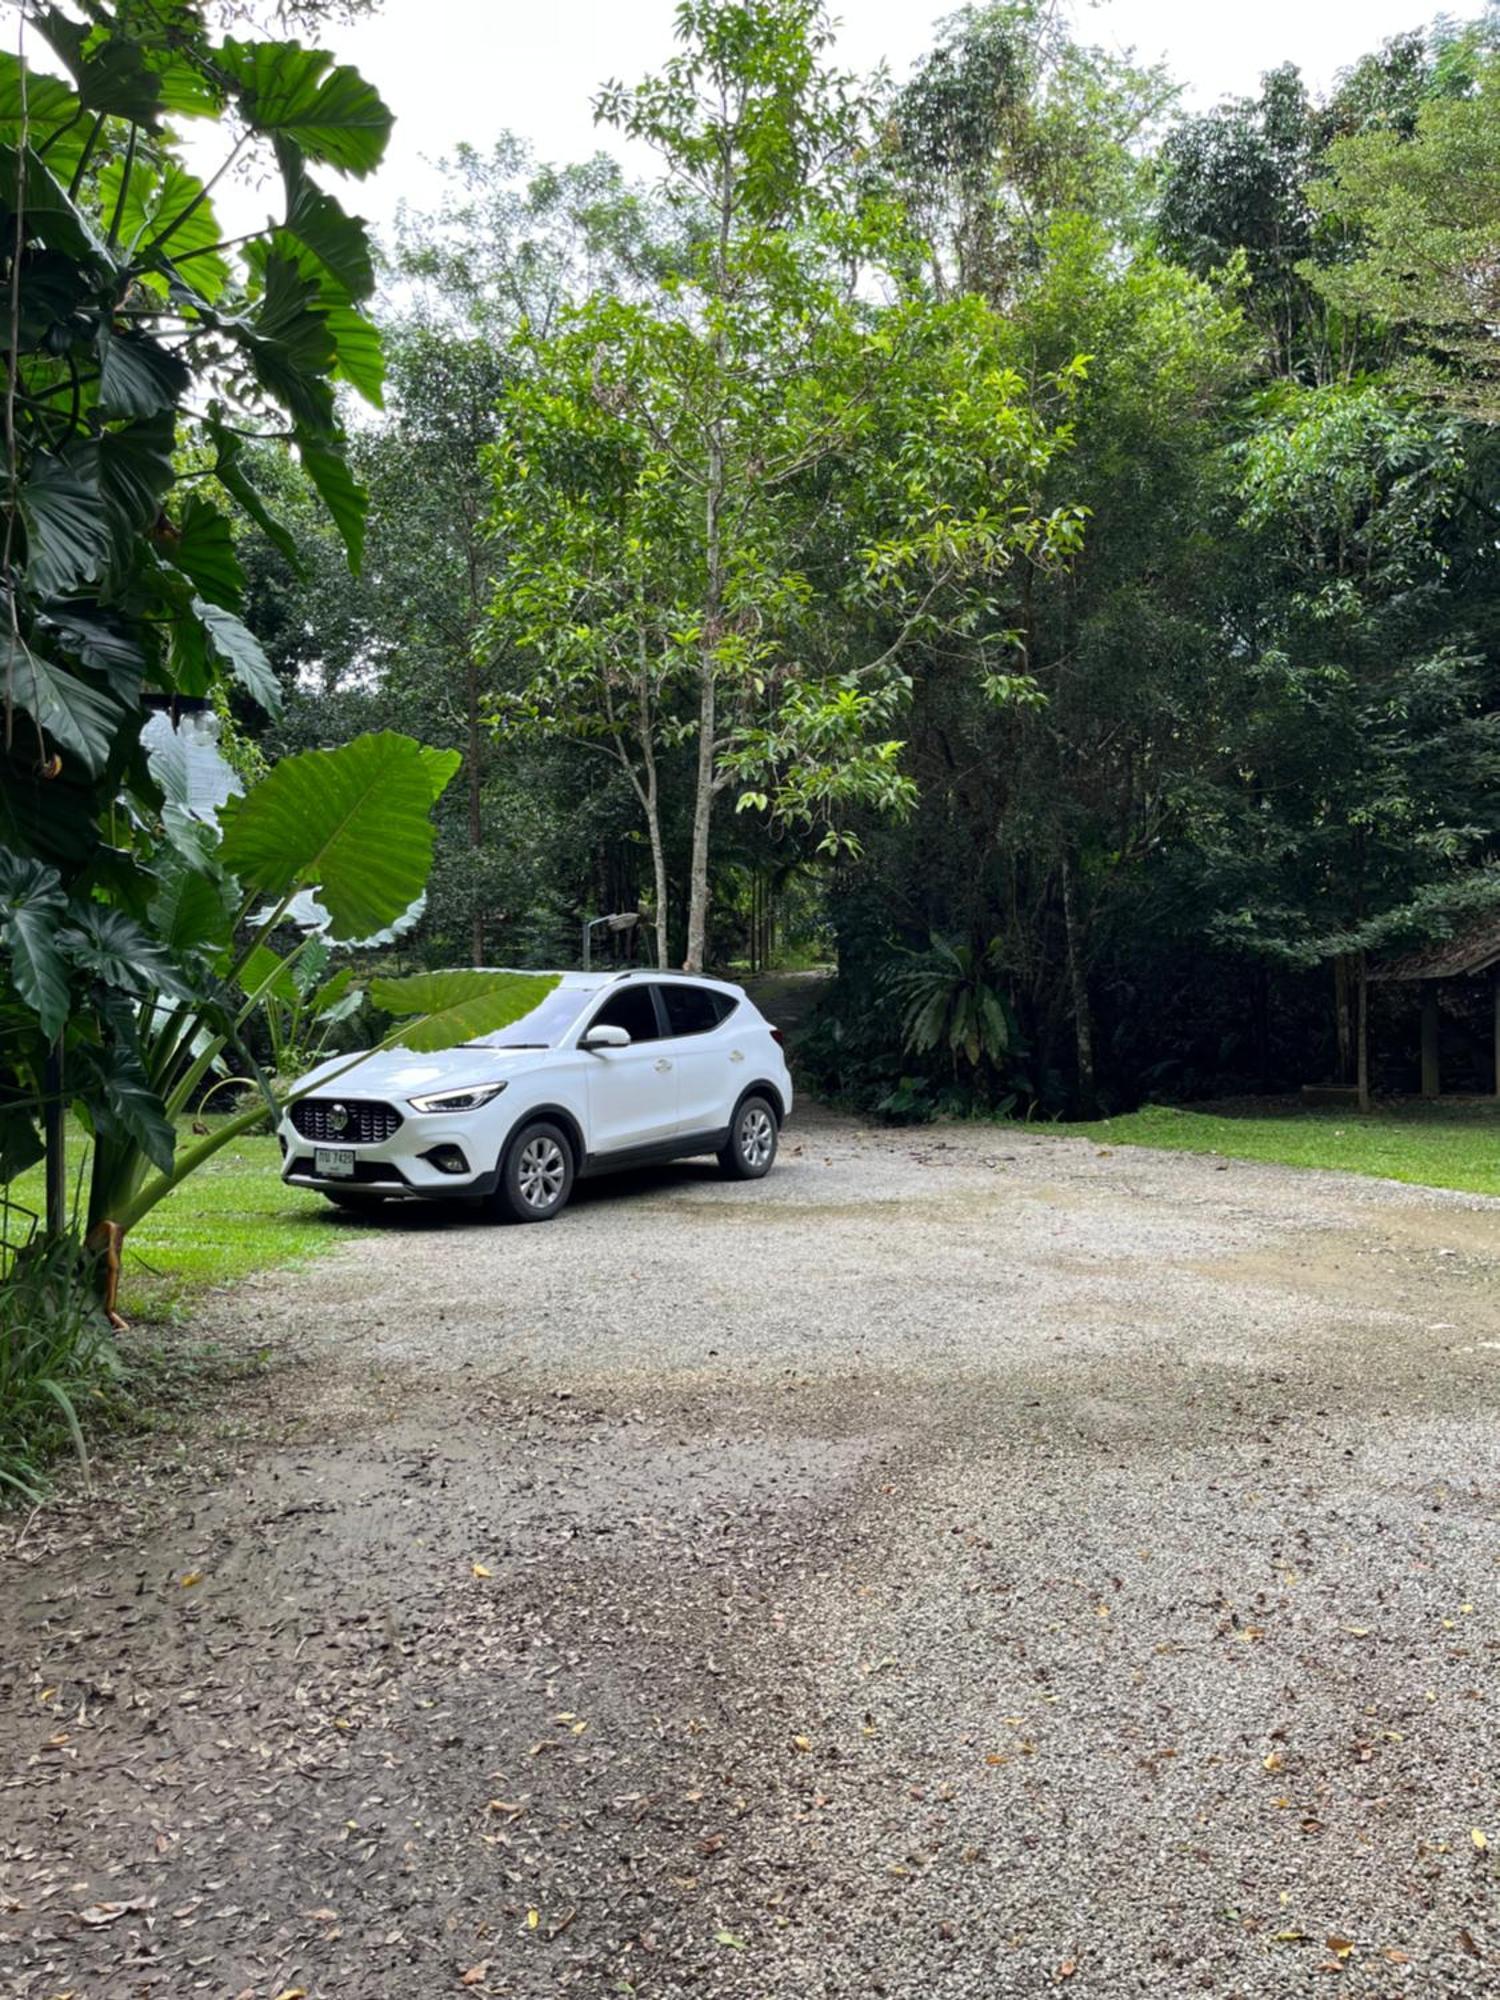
[{"x1": 770, "y1": 1027, "x2": 785, "y2": 1048}]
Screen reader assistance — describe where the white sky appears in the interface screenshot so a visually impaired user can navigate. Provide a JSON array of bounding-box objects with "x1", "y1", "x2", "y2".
[{"x1": 314, "y1": 0, "x2": 1489, "y2": 239}]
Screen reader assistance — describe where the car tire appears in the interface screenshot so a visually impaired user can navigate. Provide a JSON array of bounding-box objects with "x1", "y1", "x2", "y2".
[
  {"x1": 323, "y1": 1189, "x2": 386, "y2": 1212},
  {"x1": 718, "y1": 1094, "x2": 778, "y2": 1180},
  {"x1": 494, "y1": 1120, "x2": 575, "y2": 1223}
]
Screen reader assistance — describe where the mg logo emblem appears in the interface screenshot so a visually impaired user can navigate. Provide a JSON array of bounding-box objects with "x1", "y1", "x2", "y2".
[{"x1": 329, "y1": 1103, "x2": 350, "y2": 1136}]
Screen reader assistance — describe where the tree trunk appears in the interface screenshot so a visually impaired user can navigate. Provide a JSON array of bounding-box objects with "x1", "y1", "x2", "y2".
[
  {"x1": 683, "y1": 663, "x2": 715, "y2": 971},
  {"x1": 1059, "y1": 852, "x2": 1096, "y2": 1117},
  {"x1": 1356, "y1": 952, "x2": 1371, "y2": 1113},
  {"x1": 635, "y1": 666, "x2": 670, "y2": 970},
  {"x1": 466, "y1": 650, "x2": 484, "y2": 967},
  {"x1": 684, "y1": 424, "x2": 724, "y2": 972}
]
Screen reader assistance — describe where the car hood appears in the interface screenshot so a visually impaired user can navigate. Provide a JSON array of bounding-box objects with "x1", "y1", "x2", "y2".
[{"x1": 292, "y1": 1043, "x2": 552, "y2": 1101}]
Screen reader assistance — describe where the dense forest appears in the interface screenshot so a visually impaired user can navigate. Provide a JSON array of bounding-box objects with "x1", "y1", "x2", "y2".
[
  {"x1": 7, "y1": 0, "x2": 1500, "y2": 1227},
  {"x1": 235, "y1": 0, "x2": 1500, "y2": 1121}
]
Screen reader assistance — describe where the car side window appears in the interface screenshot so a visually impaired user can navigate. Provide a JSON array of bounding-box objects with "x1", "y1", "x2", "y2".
[
  {"x1": 586, "y1": 984, "x2": 660, "y2": 1044},
  {"x1": 661, "y1": 983, "x2": 733, "y2": 1037}
]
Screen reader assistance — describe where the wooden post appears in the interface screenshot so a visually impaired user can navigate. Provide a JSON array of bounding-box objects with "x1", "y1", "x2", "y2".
[
  {"x1": 1420, "y1": 986, "x2": 1441, "y2": 1100},
  {"x1": 1493, "y1": 969, "x2": 1500, "y2": 1099}
]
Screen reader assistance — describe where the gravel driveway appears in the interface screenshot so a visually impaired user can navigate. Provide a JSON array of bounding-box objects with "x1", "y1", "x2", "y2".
[{"x1": 3, "y1": 1110, "x2": 1497, "y2": 1998}]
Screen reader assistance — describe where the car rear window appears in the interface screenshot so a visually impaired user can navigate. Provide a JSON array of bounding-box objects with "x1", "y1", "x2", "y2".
[{"x1": 662, "y1": 983, "x2": 736, "y2": 1036}]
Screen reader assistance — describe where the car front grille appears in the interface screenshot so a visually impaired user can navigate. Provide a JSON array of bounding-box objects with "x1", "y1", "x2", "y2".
[{"x1": 290, "y1": 1097, "x2": 403, "y2": 1145}]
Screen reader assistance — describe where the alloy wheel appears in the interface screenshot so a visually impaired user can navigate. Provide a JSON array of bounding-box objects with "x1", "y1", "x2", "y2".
[
  {"x1": 518, "y1": 1133, "x2": 567, "y2": 1209},
  {"x1": 740, "y1": 1104, "x2": 775, "y2": 1169}
]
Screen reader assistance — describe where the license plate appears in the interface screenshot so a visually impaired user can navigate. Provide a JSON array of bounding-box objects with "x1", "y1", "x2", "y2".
[{"x1": 315, "y1": 1147, "x2": 356, "y2": 1178}]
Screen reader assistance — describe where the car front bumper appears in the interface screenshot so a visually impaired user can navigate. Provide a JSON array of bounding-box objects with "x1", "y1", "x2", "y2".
[{"x1": 278, "y1": 1112, "x2": 501, "y2": 1201}]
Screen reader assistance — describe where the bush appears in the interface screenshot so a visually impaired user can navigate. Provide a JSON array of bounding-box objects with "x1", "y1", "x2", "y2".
[{"x1": 0, "y1": 1232, "x2": 121, "y2": 1503}]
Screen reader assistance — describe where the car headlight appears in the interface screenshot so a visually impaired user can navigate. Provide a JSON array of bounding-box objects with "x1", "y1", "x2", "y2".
[{"x1": 407, "y1": 1082, "x2": 508, "y2": 1114}]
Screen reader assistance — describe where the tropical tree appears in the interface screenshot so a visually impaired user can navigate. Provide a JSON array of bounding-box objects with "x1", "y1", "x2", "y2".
[
  {"x1": 0, "y1": 5, "x2": 550, "y2": 1277},
  {"x1": 490, "y1": 0, "x2": 1084, "y2": 973},
  {"x1": 1311, "y1": 46, "x2": 1500, "y2": 416}
]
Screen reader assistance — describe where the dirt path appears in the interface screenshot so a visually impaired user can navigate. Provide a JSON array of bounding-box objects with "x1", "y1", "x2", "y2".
[{"x1": 3, "y1": 1112, "x2": 1498, "y2": 1998}]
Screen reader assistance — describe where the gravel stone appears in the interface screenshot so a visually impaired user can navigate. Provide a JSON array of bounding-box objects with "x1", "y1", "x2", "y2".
[{"x1": 1, "y1": 1108, "x2": 1496, "y2": 1998}]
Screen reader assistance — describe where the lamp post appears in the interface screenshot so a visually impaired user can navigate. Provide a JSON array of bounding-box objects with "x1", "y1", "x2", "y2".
[{"x1": 582, "y1": 910, "x2": 639, "y2": 971}]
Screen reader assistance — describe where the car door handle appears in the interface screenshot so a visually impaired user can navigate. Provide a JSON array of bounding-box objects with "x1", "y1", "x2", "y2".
[{"x1": 654, "y1": 1058, "x2": 672, "y2": 1072}]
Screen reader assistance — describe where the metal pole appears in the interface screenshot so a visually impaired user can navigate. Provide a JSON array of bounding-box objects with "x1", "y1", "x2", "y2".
[
  {"x1": 582, "y1": 917, "x2": 591, "y2": 972},
  {"x1": 43, "y1": 1037, "x2": 65, "y2": 1240}
]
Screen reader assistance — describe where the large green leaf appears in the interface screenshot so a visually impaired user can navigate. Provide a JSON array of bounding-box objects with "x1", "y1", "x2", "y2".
[
  {"x1": 224, "y1": 41, "x2": 393, "y2": 178},
  {"x1": 83, "y1": 1003, "x2": 176, "y2": 1176},
  {"x1": 196, "y1": 599, "x2": 281, "y2": 713},
  {"x1": 0, "y1": 57, "x2": 87, "y2": 182},
  {"x1": 31, "y1": 6, "x2": 169, "y2": 125},
  {"x1": 0, "y1": 849, "x2": 69, "y2": 1040},
  {"x1": 97, "y1": 155, "x2": 230, "y2": 300},
  {"x1": 148, "y1": 852, "x2": 235, "y2": 956},
  {"x1": 209, "y1": 418, "x2": 304, "y2": 574},
  {"x1": 282, "y1": 176, "x2": 375, "y2": 300},
  {"x1": 238, "y1": 940, "x2": 300, "y2": 1006},
  {"x1": 235, "y1": 252, "x2": 336, "y2": 431},
  {"x1": 217, "y1": 731, "x2": 460, "y2": 943},
  {"x1": 93, "y1": 412, "x2": 177, "y2": 531},
  {"x1": 323, "y1": 301, "x2": 385, "y2": 407},
  {"x1": 299, "y1": 436, "x2": 368, "y2": 571},
  {"x1": 58, "y1": 904, "x2": 195, "y2": 1000},
  {"x1": 368, "y1": 969, "x2": 561, "y2": 1054},
  {"x1": 0, "y1": 144, "x2": 110, "y2": 265},
  {"x1": 170, "y1": 496, "x2": 246, "y2": 610},
  {"x1": 1, "y1": 636, "x2": 127, "y2": 774},
  {"x1": 20, "y1": 452, "x2": 109, "y2": 596},
  {"x1": 98, "y1": 326, "x2": 190, "y2": 419},
  {"x1": 38, "y1": 605, "x2": 148, "y2": 681}
]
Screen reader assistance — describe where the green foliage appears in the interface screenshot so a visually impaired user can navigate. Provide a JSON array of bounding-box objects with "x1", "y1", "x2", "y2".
[
  {"x1": 1311, "y1": 48, "x2": 1500, "y2": 413},
  {"x1": 0, "y1": 1233, "x2": 118, "y2": 1502},
  {"x1": 883, "y1": 936, "x2": 1016, "y2": 1073},
  {"x1": 0, "y1": 0, "x2": 394, "y2": 1266}
]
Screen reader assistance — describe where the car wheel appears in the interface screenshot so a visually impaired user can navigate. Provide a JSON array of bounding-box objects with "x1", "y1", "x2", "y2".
[
  {"x1": 495, "y1": 1120, "x2": 575, "y2": 1223},
  {"x1": 719, "y1": 1094, "x2": 778, "y2": 1180},
  {"x1": 323, "y1": 1189, "x2": 386, "y2": 1212}
]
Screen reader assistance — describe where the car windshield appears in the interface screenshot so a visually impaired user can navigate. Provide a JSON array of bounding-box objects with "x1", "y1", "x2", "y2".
[{"x1": 463, "y1": 983, "x2": 591, "y2": 1050}]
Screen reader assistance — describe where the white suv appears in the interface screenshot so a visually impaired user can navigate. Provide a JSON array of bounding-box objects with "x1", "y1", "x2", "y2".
[{"x1": 278, "y1": 970, "x2": 793, "y2": 1222}]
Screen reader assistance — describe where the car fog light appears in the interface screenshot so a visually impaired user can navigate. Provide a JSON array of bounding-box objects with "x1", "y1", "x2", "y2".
[{"x1": 423, "y1": 1144, "x2": 471, "y2": 1176}]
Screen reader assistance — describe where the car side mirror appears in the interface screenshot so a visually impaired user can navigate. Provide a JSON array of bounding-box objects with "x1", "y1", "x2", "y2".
[{"x1": 581, "y1": 1023, "x2": 631, "y2": 1050}]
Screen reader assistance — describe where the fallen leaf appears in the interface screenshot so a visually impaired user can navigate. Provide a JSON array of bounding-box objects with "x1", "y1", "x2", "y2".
[
  {"x1": 78, "y1": 1899, "x2": 154, "y2": 1927},
  {"x1": 984, "y1": 1753, "x2": 1008, "y2": 1767},
  {"x1": 792, "y1": 1735, "x2": 812, "y2": 1753},
  {"x1": 273, "y1": 1990, "x2": 307, "y2": 2000},
  {"x1": 1459, "y1": 1929, "x2": 1482, "y2": 1960},
  {"x1": 1384, "y1": 1948, "x2": 1410, "y2": 1965},
  {"x1": 461, "y1": 1964, "x2": 490, "y2": 1987},
  {"x1": 488, "y1": 1799, "x2": 527, "y2": 1816},
  {"x1": 1057, "y1": 1960, "x2": 1078, "y2": 1981},
  {"x1": 1472, "y1": 1828, "x2": 1488, "y2": 1852},
  {"x1": 526, "y1": 1908, "x2": 540, "y2": 1930},
  {"x1": 716, "y1": 1931, "x2": 747, "y2": 1949},
  {"x1": 1263, "y1": 1752, "x2": 1284, "y2": 1773},
  {"x1": 179, "y1": 1572, "x2": 202, "y2": 1588},
  {"x1": 472, "y1": 1563, "x2": 493, "y2": 1579},
  {"x1": 1327, "y1": 1937, "x2": 1354, "y2": 1958}
]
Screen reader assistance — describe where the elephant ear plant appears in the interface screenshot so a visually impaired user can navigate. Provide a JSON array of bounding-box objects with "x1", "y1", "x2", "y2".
[{"x1": 3, "y1": 721, "x2": 557, "y2": 1319}]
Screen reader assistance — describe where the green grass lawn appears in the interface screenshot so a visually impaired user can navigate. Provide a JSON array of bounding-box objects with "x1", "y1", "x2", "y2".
[
  {"x1": 1063, "y1": 1100, "x2": 1500, "y2": 1199},
  {"x1": 3, "y1": 1123, "x2": 333, "y2": 1320}
]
